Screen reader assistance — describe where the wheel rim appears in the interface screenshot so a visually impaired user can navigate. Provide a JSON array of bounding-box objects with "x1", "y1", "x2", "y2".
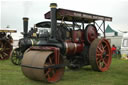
[
  {"x1": 89, "y1": 38, "x2": 112, "y2": 72},
  {"x1": 85, "y1": 24, "x2": 98, "y2": 44},
  {"x1": 11, "y1": 48, "x2": 22, "y2": 65},
  {"x1": 0, "y1": 40, "x2": 12, "y2": 60},
  {"x1": 44, "y1": 54, "x2": 65, "y2": 82}
]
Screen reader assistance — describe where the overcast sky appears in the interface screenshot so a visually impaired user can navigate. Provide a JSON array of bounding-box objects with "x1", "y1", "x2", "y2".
[{"x1": 0, "y1": 0, "x2": 128, "y2": 39}]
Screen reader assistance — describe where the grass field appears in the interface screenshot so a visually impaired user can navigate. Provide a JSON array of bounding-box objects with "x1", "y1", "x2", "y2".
[{"x1": 0, "y1": 58, "x2": 128, "y2": 85}]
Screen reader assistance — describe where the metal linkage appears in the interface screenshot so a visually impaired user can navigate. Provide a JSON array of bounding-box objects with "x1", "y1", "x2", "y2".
[{"x1": 95, "y1": 20, "x2": 106, "y2": 37}]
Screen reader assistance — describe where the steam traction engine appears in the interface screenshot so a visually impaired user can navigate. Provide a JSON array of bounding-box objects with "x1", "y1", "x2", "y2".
[
  {"x1": 11, "y1": 18, "x2": 40, "y2": 65},
  {"x1": 0, "y1": 29, "x2": 16, "y2": 60},
  {"x1": 21, "y1": 3, "x2": 112, "y2": 82},
  {"x1": 11, "y1": 18, "x2": 56, "y2": 65}
]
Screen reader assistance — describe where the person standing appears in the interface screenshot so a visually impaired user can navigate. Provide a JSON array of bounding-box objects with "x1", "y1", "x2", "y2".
[{"x1": 111, "y1": 44, "x2": 117, "y2": 55}]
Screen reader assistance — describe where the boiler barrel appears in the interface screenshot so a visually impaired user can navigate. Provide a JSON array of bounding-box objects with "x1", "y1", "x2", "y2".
[{"x1": 64, "y1": 42, "x2": 84, "y2": 55}]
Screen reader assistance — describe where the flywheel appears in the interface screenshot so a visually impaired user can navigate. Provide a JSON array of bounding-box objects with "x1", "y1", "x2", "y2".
[{"x1": 84, "y1": 24, "x2": 98, "y2": 44}]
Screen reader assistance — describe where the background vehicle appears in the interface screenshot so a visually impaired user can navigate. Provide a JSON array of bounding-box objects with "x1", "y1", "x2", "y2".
[{"x1": 121, "y1": 33, "x2": 128, "y2": 60}]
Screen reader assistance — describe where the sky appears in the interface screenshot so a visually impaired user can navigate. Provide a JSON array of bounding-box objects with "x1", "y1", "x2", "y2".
[{"x1": 0, "y1": 0, "x2": 128, "y2": 39}]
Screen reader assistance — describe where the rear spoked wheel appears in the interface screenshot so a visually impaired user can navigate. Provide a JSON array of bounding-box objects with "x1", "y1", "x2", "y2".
[{"x1": 89, "y1": 38, "x2": 112, "y2": 72}]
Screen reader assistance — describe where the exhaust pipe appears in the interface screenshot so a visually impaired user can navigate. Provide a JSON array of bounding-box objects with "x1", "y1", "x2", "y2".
[
  {"x1": 23, "y1": 17, "x2": 29, "y2": 37},
  {"x1": 50, "y1": 3, "x2": 57, "y2": 39}
]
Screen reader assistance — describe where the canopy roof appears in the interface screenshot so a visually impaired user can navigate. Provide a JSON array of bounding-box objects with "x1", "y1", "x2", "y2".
[
  {"x1": 36, "y1": 21, "x2": 51, "y2": 28},
  {"x1": 36, "y1": 21, "x2": 80, "y2": 28},
  {"x1": 45, "y1": 8, "x2": 112, "y2": 23},
  {"x1": 0, "y1": 29, "x2": 17, "y2": 33}
]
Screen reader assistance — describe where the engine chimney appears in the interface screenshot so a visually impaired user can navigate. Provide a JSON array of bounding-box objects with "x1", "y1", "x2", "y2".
[
  {"x1": 23, "y1": 17, "x2": 29, "y2": 37},
  {"x1": 50, "y1": 3, "x2": 57, "y2": 39}
]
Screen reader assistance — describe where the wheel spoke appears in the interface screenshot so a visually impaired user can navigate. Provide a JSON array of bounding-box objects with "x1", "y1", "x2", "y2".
[
  {"x1": 0, "y1": 48, "x2": 4, "y2": 51},
  {"x1": 100, "y1": 44, "x2": 103, "y2": 50},
  {"x1": 0, "y1": 54, "x2": 3, "y2": 59},
  {"x1": 0, "y1": 48, "x2": 2, "y2": 51},
  {"x1": 0, "y1": 43, "x2": 4, "y2": 48},
  {"x1": 97, "y1": 59, "x2": 103, "y2": 68},
  {"x1": 106, "y1": 54, "x2": 109, "y2": 57},
  {"x1": 44, "y1": 54, "x2": 57, "y2": 81},
  {"x1": 96, "y1": 53, "x2": 104, "y2": 61},
  {"x1": 100, "y1": 44, "x2": 105, "y2": 52},
  {"x1": 103, "y1": 45, "x2": 107, "y2": 49},
  {"x1": 97, "y1": 47, "x2": 103, "y2": 53},
  {"x1": 103, "y1": 60, "x2": 108, "y2": 67},
  {"x1": 96, "y1": 54, "x2": 102, "y2": 57},
  {"x1": 4, "y1": 48, "x2": 10, "y2": 51},
  {"x1": 3, "y1": 52, "x2": 8, "y2": 56},
  {"x1": 45, "y1": 69, "x2": 51, "y2": 77},
  {"x1": 49, "y1": 57, "x2": 52, "y2": 64}
]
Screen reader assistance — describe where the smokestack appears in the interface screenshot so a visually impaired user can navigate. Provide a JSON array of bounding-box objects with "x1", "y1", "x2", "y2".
[
  {"x1": 50, "y1": 3, "x2": 57, "y2": 39},
  {"x1": 23, "y1": 17, "x2": 29, "y2": 37}
]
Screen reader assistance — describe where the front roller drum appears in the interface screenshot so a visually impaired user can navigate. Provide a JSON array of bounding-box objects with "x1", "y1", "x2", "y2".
[
  {"x1": 21, "y1": 49, "x2": 65, "y2": 83},
  {"x1": 89, "y1": 38, "x2": 112, "y2": 72}
]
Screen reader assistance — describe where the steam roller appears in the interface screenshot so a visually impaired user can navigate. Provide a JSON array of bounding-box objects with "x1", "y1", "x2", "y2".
[{"x1": 21, "y1": 3, "x2": 112, "y2": 83}]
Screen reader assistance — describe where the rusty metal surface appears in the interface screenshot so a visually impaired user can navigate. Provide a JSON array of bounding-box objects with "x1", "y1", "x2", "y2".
[
  {"x1": 21, "y1": 50, "x2": 52, "y2": 81},
  {"x1": 45, "y1": 8, "x2": 112, "y2": 22},
  {"x1": 0, "y1": 40, "x2": 13, "y2": 60},
  {"x1": 0, "y1": 29, "x2": 17, "y2": 33}
]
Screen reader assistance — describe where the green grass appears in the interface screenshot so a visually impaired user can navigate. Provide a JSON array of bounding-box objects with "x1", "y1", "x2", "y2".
[{"x1": 0, "y1": 58, "x2": 128, "y2": 85}]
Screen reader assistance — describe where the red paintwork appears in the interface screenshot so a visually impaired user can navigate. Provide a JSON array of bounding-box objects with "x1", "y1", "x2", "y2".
[
  {"x1": 95, "y1": 39, "x2": 112, "y2": 72},
  {"x1": 86, "y1": 25, "x2": 98, "y2": 44},
  {"x1": 65, "y1": 42, "x2": 84, "y2": 55},
  {"x1": 76, "y1": 43, "x2": 84, "y2": 53},
  {"x1": 30, "y1": 46, "x2": 64, "y2": 82},
  {"x1": 64, "y1": 30, "x2": 85, "y2": 55},
  {"x1": 72, "y1": 30, "x2": 84, "y2": 43},
  {"x1": 30, "y1": 46, "x2": 60, "y2": 64}
]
